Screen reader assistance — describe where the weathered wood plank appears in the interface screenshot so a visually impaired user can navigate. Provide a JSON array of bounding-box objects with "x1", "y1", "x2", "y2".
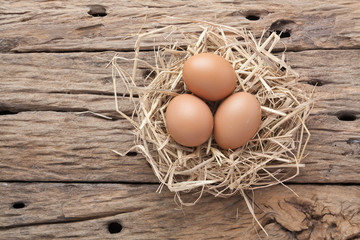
[
  {"x1": 0, "y1": 111, "x2": 359, "y2": 183},
  {"x1": 1, "y1": 50, "x2": 359, "y2": 116},
  {"x1": 0, "y1": 112, "x2": 155, "y2": 182},
  {"x1": 0, "y1": 183, "x2": 359, "y2": 239},
  {"x1": 295, "y1": 115, "x2": 360, "y2": 183},
  {"x1": 0, "y1": 51, "x2": 147, "y2": 118},
  {"x1": 1, "y1": 1, "x2": 359, "y2": 240},
  {"x1": 0, "y1": 0, "x2": 360, "y2": 52},
  {"x1": 0, "y1": 49, "x2": 359, "y2": 183}
]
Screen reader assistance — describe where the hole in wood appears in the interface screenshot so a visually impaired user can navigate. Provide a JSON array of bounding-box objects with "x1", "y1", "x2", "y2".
[
  {"x1": 126, "y1": 151, "x2": 138, "y2": 156},
  {"x1": 275, "y1": 30, "x2": 291, "y2": 38},
  {"x1": 246, "y1": 15, "x2": 260, "y2": 21},
  {"x1": 88, "y1": 5, "x2": 107, "y2": 17},
  {"x1": 142, "y1": 69, "x2": 157, "y2": 80},
  {"x1": 269, "y1": 19, "x2": 294, "y2": 39},
  {"x1": 337, "y1": 111, "x2": 357, "y2": 121},
  {"x1": 307, "y1": 79, "x2": 323, "y2": 86},
  {"x1": 108, "y1": 221, "x2": 122, "y2": 234},
  {"x1": 12, "y1": 202, "x2": 26, "y2": 209}
]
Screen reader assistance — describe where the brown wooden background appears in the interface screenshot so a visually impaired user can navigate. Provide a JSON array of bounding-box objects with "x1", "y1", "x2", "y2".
[{"x1": 1, "y1": 1, "x2": 360, "y2": 239}]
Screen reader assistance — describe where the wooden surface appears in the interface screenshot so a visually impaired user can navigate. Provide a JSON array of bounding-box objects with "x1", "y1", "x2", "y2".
[
  {"x1": 1, "y1": 0, "x2": 360, "y2": 239},
  {"x1": 1, "y1": 184, "x2": 359, "y2": 239}
]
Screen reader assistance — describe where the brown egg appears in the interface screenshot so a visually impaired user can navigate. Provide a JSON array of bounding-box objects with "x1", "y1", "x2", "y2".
[
  {"x1": 183, "y1": 53, "x2": 237, "y2": 101},
  {"x1": 165, "y1": 94, "x2": 214, "y2": 147},
  {"x1": 214, "y1": 92, "x2": 261, "y2": 150}
]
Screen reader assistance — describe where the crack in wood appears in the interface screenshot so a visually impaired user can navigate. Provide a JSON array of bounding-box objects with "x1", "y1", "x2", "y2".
[
  {"x1": 49, "y1": 90, "x2": 139, "y2": 98},
  {"x1": 11, "y1": 48, "x2": 154, "y2": 54},
  {"x1": 48, "y1": 90, "x2": 114, "y2": 96},
  {"x1": 76, "y1": 24, "x2": 104, "y2": 31},
  {"x1": 0, "y1": 208, "x2": 142, "y2": 230},
  {"x1": 8, "y1": 46, "x2": 360, "y2": 54},
  {"x1": 0, "y1": 180, "x2": 160, "y2": 185},
  {"x1": 0, "y1": 108, "x2": 89, "y2": 115}
]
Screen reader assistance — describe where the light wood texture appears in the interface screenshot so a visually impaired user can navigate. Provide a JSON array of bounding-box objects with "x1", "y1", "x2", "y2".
[
  {"x1": 1, "y1": 50, "x2": 359, "y2": 116},
  {"x1": 0, "y1": 52, "x2": 139, "y2": 117},
  {"x1": 0, "y1": 112, "x2": 155, "y2": 182},
  {"x1": 1, "y1": 0, "x2": 360, "y2": 239},
  {"x1": 0, "y1": 111, "x2": 359, "y2": 183},
  {"x1": 0, "y1": 0, "x2": 360, "y2": 52},
  {"x1": 1, "y1": 183, "x2": 359, "y2": 239},
  {"x1": 1, "y1": 50, "x2": 359, "y2": 183}
]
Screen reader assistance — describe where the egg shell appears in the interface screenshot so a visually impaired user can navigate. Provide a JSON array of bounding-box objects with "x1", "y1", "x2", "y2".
[
  {"x1": 214, "y1": 92, "x2": 261, "y2": 150},
  {"x1": 183, "y1": 53, "x2": 237, "y2": 101},
  {"x1": 165, "y1": 94, "x2": 214, "y2": 147}
]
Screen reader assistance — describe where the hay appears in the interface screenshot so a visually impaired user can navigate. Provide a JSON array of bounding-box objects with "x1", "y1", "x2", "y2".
[{"x1": 111, "y1": 23, "x2": 312, "y2": 233}]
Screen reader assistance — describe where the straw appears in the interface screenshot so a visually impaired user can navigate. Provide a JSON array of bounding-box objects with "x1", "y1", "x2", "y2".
[{"x1": 111, "y1": 23, "x2": 312, "y2": 235}]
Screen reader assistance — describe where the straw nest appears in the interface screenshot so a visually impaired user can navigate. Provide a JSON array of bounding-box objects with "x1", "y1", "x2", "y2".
[{"x1": 111, "y1": 23, "x2": 312, "y2": 210}]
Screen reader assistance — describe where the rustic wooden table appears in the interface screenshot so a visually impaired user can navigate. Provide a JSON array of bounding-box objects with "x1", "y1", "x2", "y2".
[{"x1": 1, "y1": 1, "x2": 360, "y2": 239}]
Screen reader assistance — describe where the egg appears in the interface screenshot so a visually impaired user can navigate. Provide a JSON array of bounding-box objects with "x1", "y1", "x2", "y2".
[
  {"x1": 214, "y1": 92, "x2": 261, "y2": 150},
  {"x1": 165, "y1": 94, "x2": 214, "y2": 147},
  {"x1": 183, "y1": 53, "x2": 237, "y2": 101}
]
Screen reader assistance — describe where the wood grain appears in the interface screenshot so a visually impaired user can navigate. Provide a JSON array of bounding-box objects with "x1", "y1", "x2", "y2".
[
  {"x1": 0, "y1": 111, "x2": 359, "y2": 183},
  {"x1": 1, "y1": 50, "x2": 359, "y2": 116},
  {"x1": 0, "y1": 52, "x2": 142, "y2": 118},
  {"x1": 0, "y1": 112, "x2": 155, "y2": 182},
  {"x1": 0, "y1": 50, "x2": 359, "y2": 183},
  {"x1": 1, "y1": 183, "x2": 359, "y2": 239},
  {"x1": 0, "y1": 0, "x2": 360, "y2": 53},
  {"x1": 1, "y1": 0, "x2": 360, "y2": 239}
]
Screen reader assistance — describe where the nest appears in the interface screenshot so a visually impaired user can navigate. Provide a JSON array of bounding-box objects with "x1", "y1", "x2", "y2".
[{"x1": 111, "y1": 23, "x2": 312, "y2": 229}]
